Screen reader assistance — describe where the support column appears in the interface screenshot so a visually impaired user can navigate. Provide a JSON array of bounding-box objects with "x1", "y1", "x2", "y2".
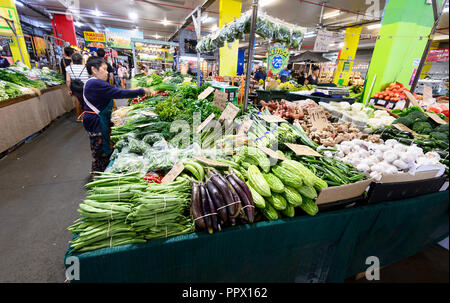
[
  {"x1": 218, "y1": 0, "x2": 242, "y2": 77},
  {"x1": 51, "y1": 13, "x2": 77, "y2": 47},
  {"x1": 333, "y1": 26, "x2": 362, "y2": 86},
  {"x1": 362, "y1": 0, "x2": 442, "y2": 102},
  {"x1": 0, "y1": 0, "x2": 31, "y2": 67},
  {"x1": 420, "y1": 40, "x2": 440, "y2": 79}
]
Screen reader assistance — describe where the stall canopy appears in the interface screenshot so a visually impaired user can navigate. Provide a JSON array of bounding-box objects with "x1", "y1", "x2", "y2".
[{"x1": 290, "y1": 51, "x2": 331, "y2": 63}]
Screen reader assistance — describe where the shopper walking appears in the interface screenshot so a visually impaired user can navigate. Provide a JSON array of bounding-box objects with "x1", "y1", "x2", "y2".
[
  {"x1": 60, "y1": 46, "x2": 74, "y2": 83},
  {"x1": 66, "y1": 53, "x2": 90, "y2": 119},
  {"x1": 117, "y1": 63, "x2": 129, "y2": 89},
  {"x1": 80, "y1": 57, "x2": 151, "y2": 176},
  {"x1": 112, "y1": 63, "x2": 120, "y2": 88}
]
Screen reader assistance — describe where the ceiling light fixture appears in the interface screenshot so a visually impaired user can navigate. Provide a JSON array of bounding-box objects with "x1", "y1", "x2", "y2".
[
  {"x1": 304, "y1": 31, "x2": 317, "y2": 38},
  {"x1": 211, "y1": 24, "x2": 218, "y2": 31},
  {"x1": 323, "y1": 10, "x2": 340, "y2": 19},
  {"x1": 74, "y1": 21, "x2": 84, "y2": 27},
  {"x1": 93, "y1": 9, "x2": 102, "y2": 17},
  {"x1": 260, "y1": 0, "x2": 276, "y2": 7},
  {"x1": 15, "y1": 0, "x2": 24, "y2": 7},
  {"x1": 162, "y1": 19, "x2": 170, "y2": 26},
  {"x1": 129, "y1": 12, "x2": 138, "y2": 21},
  {"x1": 154, "y1": 33, "x2": 160, "y2": 39},
  {"x1": 367, "y1": 23, "x2": 381, "y2": 29}
]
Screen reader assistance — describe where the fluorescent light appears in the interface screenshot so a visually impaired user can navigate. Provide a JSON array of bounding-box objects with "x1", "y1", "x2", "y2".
[
  {"x1": 367, "y1": 23, "x2": 381, "y2": 29},
  {"x1": 260, "y1": 0, "x2": 276, "y2": 7},
  {"x1": 211, "y1": 24, "x2": 218, "y2": 31},
  {"x1": 304, "y1": 32, "x2": 317, "y2": 38},
  {"x1": 442, "y1": 5, "x2": 449, "y2": 13},
  {"x1": 93, "y1": 9, "x2": 102, "y2": 17},
  {"x1": 200, "y1": 13, "x2": 209, "y2": 22},
  {"x1": 162, "y1": 19, "x2": 170, "y2": 26},
  {"x1": 129, "y1": 12, "x2": 138, "y2": 20},
  {"x1": 74, "y1": 21, "x2": 84, "y2": 27},
  {"x1": 154, "y1": 33, "x2": 160, "y2": 39},
  {"x1": 15, "y1": 0, "x2": 24, "y2": 7},
  {"x1": 323, "y1": 10, "x2": 340, "y2": 19},
  {"x1": 338, "y1": 42, "x2": 345, "y2": 48}
]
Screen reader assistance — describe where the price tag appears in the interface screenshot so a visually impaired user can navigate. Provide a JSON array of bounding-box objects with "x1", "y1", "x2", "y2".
[
  {"x1": 161, "y1": 162, "x2": 185, "y2": 184},
  {"x1": 285, "y1": 143, "x2": 323, "y2": 157},
  {"x1": 237, "y1": 118, "x2": 253, "y2": 136},
  {"x1": 218, "y1": 103, "x2": 240, "y2": 123},
  {"x1": 404, "y1": 91, "x2": 420, "y2": 107},
  {"x1": 427, "y1": 112, "x2": 448, "y2": 125},
  {"x1": 308, "y1": 107, "x2": 329, "y2": 131},
  {"x1": 183, "y1": 77, "x2": 192, "y2": 83},
  {"x1": 259, "y1": 115, "x2": 287, "y2": 123},
  {"x1": 196, "y1": 113, "x2": 216, "y2": 134},
  {"x1": 369, "y1": 98, "x2": 375, "y2": 105},
  {"x1": 377, "y1": 99, "x2": 386, "y2": 106},
  {"x1": 213, "y1": 90, "x2": 228, "y2": 110},
  {"x1": 257, "y1": 146, "x2": 287, "y2": 161},
  {"x1": 194, "y1": 156, "x2": 230, "y2": 167},
  {"x1": 394, "y1": 100, "x2": 406, "y2": 110},
  {"x1": 393, "y1": 123, "x2": 419, "y2": 137},
  {"x1": 423, "y1": 85, "x2": 433, "y2": 102},
  {"x1": 197, "y1": 86, "x2": 215, "y2": 100}
]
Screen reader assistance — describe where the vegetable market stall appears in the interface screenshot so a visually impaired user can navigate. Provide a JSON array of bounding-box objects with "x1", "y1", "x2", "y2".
[
  {"x1": 0, "y1": 85, "x2": 74, "y2": 153},
  {"x1": 64, "y1": 190, "x2": 448, "y2": 283}
]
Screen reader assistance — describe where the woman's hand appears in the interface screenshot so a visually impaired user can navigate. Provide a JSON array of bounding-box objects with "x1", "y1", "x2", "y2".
[{"x1": 143, "y1": 88, "x2": 153, "y2": 96}]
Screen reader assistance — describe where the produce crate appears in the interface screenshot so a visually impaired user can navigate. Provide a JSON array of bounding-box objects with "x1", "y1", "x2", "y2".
[
  {"x1": 255, "y1": 90, "x2": 288, "y2": 102},
  {"x1": 286, "y1": 93, "x2": 356, "y2": 104},
  {"x1": 364, "y1": 175, "x2": 448, "y2": 205}
]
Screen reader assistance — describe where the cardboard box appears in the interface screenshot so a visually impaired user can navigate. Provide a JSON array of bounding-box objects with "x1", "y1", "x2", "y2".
[
  {"x1": 315, "y1": 178, "x2": 373, "y2": 205},
  {"x1": 377, "y1": 167, "x2": 444, "y2": 184}
]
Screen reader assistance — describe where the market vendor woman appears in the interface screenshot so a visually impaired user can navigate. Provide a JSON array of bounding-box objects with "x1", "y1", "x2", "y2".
[{"x1": 81, "y1": 56, "x2": 151, "y2": 175}]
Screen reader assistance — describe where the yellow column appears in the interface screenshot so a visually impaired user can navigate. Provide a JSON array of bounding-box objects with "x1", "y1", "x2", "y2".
[
  {"x1": 420, "y1": 40, "x2": 440, "y2": 79},
  {"x1": 0, "y1": 0, "x2": 31, "y2": 67},
  {"x1": 218, "y1": 0, "x2": 242, "y2": 77},
  {"x1": 333, "y1": 26, "x2": 362, "y2": 86}
]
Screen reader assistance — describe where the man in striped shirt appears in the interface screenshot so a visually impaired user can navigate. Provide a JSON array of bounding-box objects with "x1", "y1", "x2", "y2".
[{"x1": 66, "y1": 53, "x2": 90, "y2": 119}]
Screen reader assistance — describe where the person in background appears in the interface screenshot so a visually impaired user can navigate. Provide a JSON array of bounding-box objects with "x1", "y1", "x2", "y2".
[
  {"x1": 253, "y1": 67, "x2": 266, "y2": 83},
  {"x1": 80, "y1": 57, "x2": 152, "y2": 176},
  {"x1": 307, "y1": 65, "x2": 320, "y2": 85},
  {"x1": 60, "y1": 46, "x2": 74, "y2": 83},
  {"x1": 0, "y1": 46, "x2": 10, "y2": 68},
  {"x1": 112, "y1": 63, "x2": 120, "y2": 88},
  {"x1": 82, "y1": 52, "x2": 90, "y2": 65},
  {"x1": 117, "y1": 63, "x2": 129, "y2": 89},
  {"x1": 95, "y1": 48, "x2": 114, "y2": 85},
  {"x1": 279, "y1": 67, "x2": 290, "y2": 83},
  {"x1": 297, "y1": 69, "x2": 307, "y2": 86},
  {"x1": 66, "y1": 52, "x2": 90, "y2": 120}
]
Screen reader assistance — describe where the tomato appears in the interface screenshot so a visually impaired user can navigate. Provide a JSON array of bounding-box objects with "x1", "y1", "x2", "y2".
[{"x1": 385, "y1": 96, "x2": 391, "y2": 101}]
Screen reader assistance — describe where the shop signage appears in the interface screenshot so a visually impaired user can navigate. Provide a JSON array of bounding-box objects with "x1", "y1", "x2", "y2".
[
  {"x1": 237, "y1": 118, "x2": 253, "y2": 136},
  {"x1": 84, "y1": 31, "x2": 106, "y2": 42},
  {"x1": 308, "y1": 107, "x2": 329, "y2": 131},
  {"x1": 161, "y1": 162, "x2": 185, "y2": 184},
  {"x1": 426, "y1": 48, "x2": 449, "y2": 62},
  {"x1": 268, "y1": 43, "x2": 290, "y2": 75},
  {"x1": 218, "y1": 103, "x2": 240, "y2": 123},
  {"x1": 313, "y1": 30, "x2": 334, "y2": 52},
  {"x1": 105, "y1": 27, "x2": 143, "y2": 50},
  {"x1": 285, "y1": 143, "x2": 322, "y2": 157}
]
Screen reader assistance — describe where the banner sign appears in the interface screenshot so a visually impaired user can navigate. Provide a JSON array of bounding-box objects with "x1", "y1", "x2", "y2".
[
  {"x1": 105, "y1": 27, "x2": 143, "y2": 49},
  {"x1": 426, "y1": 48, "x2": 449, "y2": 62},
  {"x1": 268, "y1": 43, "x2": 290, "y2": 75},
  {"x1": 84, "y1": 31, "x2": 106, "y2": 48}
]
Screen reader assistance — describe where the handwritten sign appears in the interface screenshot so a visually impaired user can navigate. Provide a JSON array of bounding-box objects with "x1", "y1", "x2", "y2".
[
  {"x1": 285, "y1": 143, "x2": 323, "y2": 157},
  {"x1": 423, "y1": 85, "x2": 433, "y2": 102},
  {"x1": 183, "y1": 77, "x2": 193, "y2": 83},
  {"x1": 237, "y1": 118, "x2": 253, "y2": 136},
  {"x1": 259, "y1": 115, "x2": 287, "y2": 123},
  {"x1": 161, "y1": 162, "x2": 185, "y2": 184},
  {"x1": 427, "y1": 112, "x2": 448, "y2": 125},
  {"x1": 404, "y1": 91, "x2": 420, "y2": 107},
  {"x1": 194, "y1": 156, "x2": 230, "y2": 167},
  {"x1": 308, "y1": 107, "x2": 329, "y2": 131},
  {"x1": 196, "y1": 113, "x2": 215, "y2": 134},
  {"x1": 257, "y1": 146, "x2": 287, "y2": 161},
  {"x1": 198, "y1": 86, "x2": 215, "y2": 100},
  {"x1": 393, "y1": 123, "x2": 418, "y2": 137},
  {"x1": 313, "y1": 29, "x2": 334, "y2": 52},
  {"x1": 213, "y1": 90, "x2": 228, "y2": 110},
  {"x1": 218, "y1": 103, "x2": 240, "y2": 123}
]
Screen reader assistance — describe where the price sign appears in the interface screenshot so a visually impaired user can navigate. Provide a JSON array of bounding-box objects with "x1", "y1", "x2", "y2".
[
  {"x1": 423, "y1": 85, "x2": 433, "y2": 102},
  {"x1": 259, "y1": 115, "x2": 287, "y2": 123},
  {"x1": 427, "y1": 112, "x2": 448, "y2": 125},
  {"x1": 393, "y1": 123, "x2": 419, "y2": 137},
  {"x1": 194, "y1": 156, "x2": 230, "y2": 167},
  {"x1": 161, "y1": 162, "x2": 185, "y2": 184},
  {"x1": 213, "y1": 90, "x2": 228, "y2": 110},
  {"x1": 404, "y1": 91, "x2": 420, "y2": 107},
  {"x1": 196, "y1": 113, "x2": 215, "y2": 134},
  {"x1": 183, "y1": 77, "x2": 193, "y2": 83},
  {"x1": 285, "y1": 143, "x2": 322, "y2": 157},
  {"x1": 257, "y1": 146, "x2": 287, "y2": 160},
  {"x1": 308, "y1": 107, "x2": 329, "y2": 131},
  {"x1": 237, "y1": 118, "x2": 253, "y2": 136},
  {"x1": 198, "y1": 86, "x2": 215, "y2": 100},
  {"x1": 218, "y1": 103, "x2": 240, "y2": 123}
]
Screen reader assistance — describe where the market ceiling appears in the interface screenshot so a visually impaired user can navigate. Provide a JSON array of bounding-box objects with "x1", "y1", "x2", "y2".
[{"x1": 16, "y1": 0, "x2": 449, "y2": 46}]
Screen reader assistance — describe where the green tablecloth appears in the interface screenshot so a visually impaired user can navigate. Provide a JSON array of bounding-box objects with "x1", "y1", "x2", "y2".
[{"x1": 65, "y1": 191, "x2": 449, "y2": 283}]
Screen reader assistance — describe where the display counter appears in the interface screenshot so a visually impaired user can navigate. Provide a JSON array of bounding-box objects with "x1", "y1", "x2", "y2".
[
  {"x1": 65, "y1": 191, "x2": 449, "y2": 283},
  {"x1": 0, "y1": 85, "x2": 74, "y2": 153}
]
